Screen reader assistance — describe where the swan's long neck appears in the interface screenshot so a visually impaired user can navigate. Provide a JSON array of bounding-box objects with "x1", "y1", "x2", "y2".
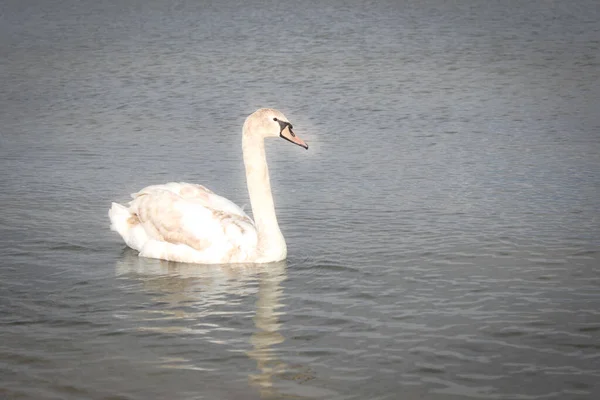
[{"x1": 242, "y1": 132, "x2": 287, "y2": 261}]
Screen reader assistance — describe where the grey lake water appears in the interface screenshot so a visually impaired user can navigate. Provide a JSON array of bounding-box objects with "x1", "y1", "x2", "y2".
[{"x1": 1, "y1": 0, "x2": 600, "y2": 399}]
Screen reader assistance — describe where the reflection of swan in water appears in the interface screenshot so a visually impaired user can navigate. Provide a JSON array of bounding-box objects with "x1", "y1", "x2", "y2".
[
  {"x1": 114, "y1": 249, "x2": 315, "y2": 398},
  {"x1": 247, "y1": 260, "x2": 286, "y2": 398}
]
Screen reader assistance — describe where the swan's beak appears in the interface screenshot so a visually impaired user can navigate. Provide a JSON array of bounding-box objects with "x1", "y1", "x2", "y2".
[{"x1": 279, "y1": 123, "x2": 308, "y2": 150}]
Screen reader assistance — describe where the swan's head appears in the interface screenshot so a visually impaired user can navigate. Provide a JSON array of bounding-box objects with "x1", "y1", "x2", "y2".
[{"x1": 243, "y1": 108, "x2": 308, "y2": 150}]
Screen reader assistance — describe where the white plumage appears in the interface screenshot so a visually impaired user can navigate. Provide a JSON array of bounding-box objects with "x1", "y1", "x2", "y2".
[{"x1": 109, "y1": 108, "x2": 308, "y2": 264}]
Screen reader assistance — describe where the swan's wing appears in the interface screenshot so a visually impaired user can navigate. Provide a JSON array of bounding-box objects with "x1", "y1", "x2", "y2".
[
  {"x1": 132, "y1": 182, "x2": 250, "y2": 219},
  {"x1": 128, "y1": 186, "x2": 257, "y2": 260},
  {"x1": 132, "y1": 182, "x2": 214, "y2": 199}
]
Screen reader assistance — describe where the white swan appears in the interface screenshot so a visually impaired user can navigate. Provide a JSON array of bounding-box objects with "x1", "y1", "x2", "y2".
[{"x1": 109, "y1": 108, "x2": 308, "y2": 264}]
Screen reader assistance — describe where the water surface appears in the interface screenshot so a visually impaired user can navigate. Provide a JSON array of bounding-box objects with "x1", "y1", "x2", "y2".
[{"x1": 1, "y1": 0, "x2": 599, "y2": 399}]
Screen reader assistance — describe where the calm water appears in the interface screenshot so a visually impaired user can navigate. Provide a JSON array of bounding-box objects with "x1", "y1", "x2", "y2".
[{"x1": 1, "y1": 0, "x2": 600, "y2": 399}]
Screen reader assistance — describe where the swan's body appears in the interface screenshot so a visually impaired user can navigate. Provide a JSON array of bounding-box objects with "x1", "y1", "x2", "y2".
[{"x1": 109, "y1": 108, "x2": 308, "y2": 264}]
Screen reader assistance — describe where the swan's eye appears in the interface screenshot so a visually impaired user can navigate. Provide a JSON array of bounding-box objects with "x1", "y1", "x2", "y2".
[{"x1": 273, "y1": 117, "x2": 278, "y2": 122}]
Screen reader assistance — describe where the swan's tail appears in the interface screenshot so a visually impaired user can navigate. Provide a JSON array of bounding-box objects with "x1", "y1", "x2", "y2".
[
  {"x1": 109, "y1": 202, "x2": 132, "y2": 238},
  {"x1": 109, "y1": 202, "x2": 148, "y2": 252}
]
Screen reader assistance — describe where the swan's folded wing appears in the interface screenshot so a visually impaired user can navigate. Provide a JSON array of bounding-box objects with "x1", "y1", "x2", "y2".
[
  {"x1": 132, "y1": 182, "x2": 214, "y2": 200},
  {"x1": 132, "y1": 182, "x2": 250, "y2": 221},
  {"x1": 129, "y1": 189, "x2": 256, "y2": 254}
]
